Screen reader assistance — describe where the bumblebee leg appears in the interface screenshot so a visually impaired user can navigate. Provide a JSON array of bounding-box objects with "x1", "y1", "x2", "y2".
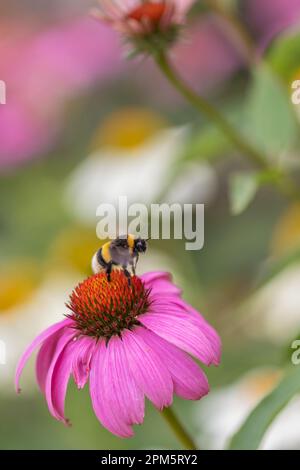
[
  {"x1": 130, "y1": 253, "x2": 139, "y2": 276},
  {"x1": 122, "y1": 266, "x2": 131, "y2": 286},
  {"x1": 130, "y1": 261, "x2": 136, "y2": 276},
  {"x1": 106, "y1": 262, "x2": 113, "y2": 282}
]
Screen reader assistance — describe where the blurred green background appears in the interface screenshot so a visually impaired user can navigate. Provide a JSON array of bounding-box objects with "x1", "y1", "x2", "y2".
[{"x1": 1, "y1": 0, "x2": 300, "y2": 450}]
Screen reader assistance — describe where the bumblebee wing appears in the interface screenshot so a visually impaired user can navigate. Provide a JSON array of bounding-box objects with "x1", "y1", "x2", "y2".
[{"x1": 109, "y1": 244, "x2": 132, "y2": 266}]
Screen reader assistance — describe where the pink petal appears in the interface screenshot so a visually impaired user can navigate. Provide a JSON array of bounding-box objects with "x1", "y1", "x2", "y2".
[
  {"x1": 15, "y1": 319, "x2": 73, "y2": 393},
  {"x1": 108, "y1": 337, "x2": 145, "y2": 425},
  {"x1": 90, "y1": 336, "x2": 145, "y2": 434},
  {"x1": 141, "y1": 271, "x2": 182, "y2": 297},
  {"x1": 90, "y1": 340, "x2": 134, "y2": 438},
  {"x1": 184, "y1": 303, "x2": 222, "y2": 361},
  {"x1": 72, "y1": 336, "x2": 96, "y2": 389},
  {"x1": 175, "y1": 0, "x2": 196, "y2": 17},
  {"x1": 44, "y1": 329, "x2": 77, "y2": 423},
  {"x1": 121, "y1": 327, "x2": 173, "y2": 410},
  {"x1": 47, "y1": 336, "x2": 88, "y2": 424},
  {"x1": 36, "y1": 329, "x2": 65, "y2": 394},
  {"x1": 139, "y1": 309, "x2": 219, "y2": 366},
  {"x1": 139, "y1": 328, "x2": 209, "y2": 400},
  {"x1": 149, "y1": 296, "x2": 222, "y2": 364}
]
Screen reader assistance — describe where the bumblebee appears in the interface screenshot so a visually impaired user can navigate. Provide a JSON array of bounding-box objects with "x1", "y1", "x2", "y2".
[{"x1": 92, "y1": 234, "x2": 147, "y2": 283}]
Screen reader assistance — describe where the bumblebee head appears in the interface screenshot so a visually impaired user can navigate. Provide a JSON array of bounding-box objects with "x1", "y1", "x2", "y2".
[{"x1": 134, "y1": 238, "x2": 147, "y2": 253}]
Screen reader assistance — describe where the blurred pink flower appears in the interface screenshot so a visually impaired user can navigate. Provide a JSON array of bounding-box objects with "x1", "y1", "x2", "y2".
[
  {"x1": 92, "y1": 0, "x2": 195, "y2": 36},
  {"x1": 0, "y1": 103, "x2": 58, "y2": 168},
  {"x1": 173, "y1": 17, "x2": 242, "y2": 91},
  {"x1": 0, "y1": 17, "x2": 122, "y2": 170},
  {"x1": 243, "y1": 0, "x2": 300, "y2": 52},
  {"x1": 16, "y1": 271, "x2": 221, "y2": 437}
]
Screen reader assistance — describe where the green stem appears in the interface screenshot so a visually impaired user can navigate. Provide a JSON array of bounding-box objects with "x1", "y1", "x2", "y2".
[
  {"x1": 155, "y1": 52, "x2": 300, "y2": 201},
  {"x1": 156, "y1": 52, "x2": 267, "y2": 168},
  {"x1": 161, "y1": 406, "x2": 197, "y2": 450}
]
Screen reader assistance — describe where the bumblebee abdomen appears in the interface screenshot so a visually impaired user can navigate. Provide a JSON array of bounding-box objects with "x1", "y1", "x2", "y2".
[{"x1": 92, "y1": 251, "x2": 104, "y2": 274}]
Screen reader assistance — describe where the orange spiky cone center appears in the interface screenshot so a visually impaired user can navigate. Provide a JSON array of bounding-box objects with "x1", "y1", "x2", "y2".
[
  {"x1": 66, "y1": 271, "x2": 150, "y2": 339},
  {"x1": 127, "y1": 2, "x2": 167, "y2": 23}
]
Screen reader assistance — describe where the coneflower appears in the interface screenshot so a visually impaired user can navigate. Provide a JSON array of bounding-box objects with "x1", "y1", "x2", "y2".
[
  {"x1": 91, "y1": 0, "x2": 196, "y2": 54},
  {"x1": 16, "y1": 271, "x2": 221, "y2": 440}
]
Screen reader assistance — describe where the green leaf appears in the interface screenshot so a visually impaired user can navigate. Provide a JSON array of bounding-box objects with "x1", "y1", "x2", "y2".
[
  {"x1": 229, "y1": 172, "x2": 258, "y2": 215},
  {"x1": 268, "y1": 32, "x2": 300, "y2": 81},
  {"x1": 229, "y1": 366, "x2": 300, "y2": 450},
  {"x1": 245, "y1": 65, "x2": 298, "y2": 156},
  {"x1": 182, "y1": 125, "x2": 231, "y2": 163}
]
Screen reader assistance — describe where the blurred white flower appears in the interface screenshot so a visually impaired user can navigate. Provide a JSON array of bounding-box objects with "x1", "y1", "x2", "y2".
[
  {"x1": 261, "y1": 395, "x2": 300, "y2": 449},
  {"x1": 0, "y1": 273, "x2": 77, "y2": 391},
  {"x1": 165, "y1": 160, "x2": 217, "y2": 205},
  {"x1": 65, "y1": 124, "x2": 216, "y2": 225},
  {"x1": 247, "y1": 265, "x2": 300, "y2": 343}
]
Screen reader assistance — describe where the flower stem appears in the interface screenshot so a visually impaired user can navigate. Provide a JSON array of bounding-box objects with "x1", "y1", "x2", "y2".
[
  {"x1": 155, "y1": 52, "x2": 300, "y2": 201},
  {"x1": 155, "y1": 52, "x2": 267, "y2": 168},
  {"x1": 161, "y1": 406, "x2": 197, "y2": 450}
]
